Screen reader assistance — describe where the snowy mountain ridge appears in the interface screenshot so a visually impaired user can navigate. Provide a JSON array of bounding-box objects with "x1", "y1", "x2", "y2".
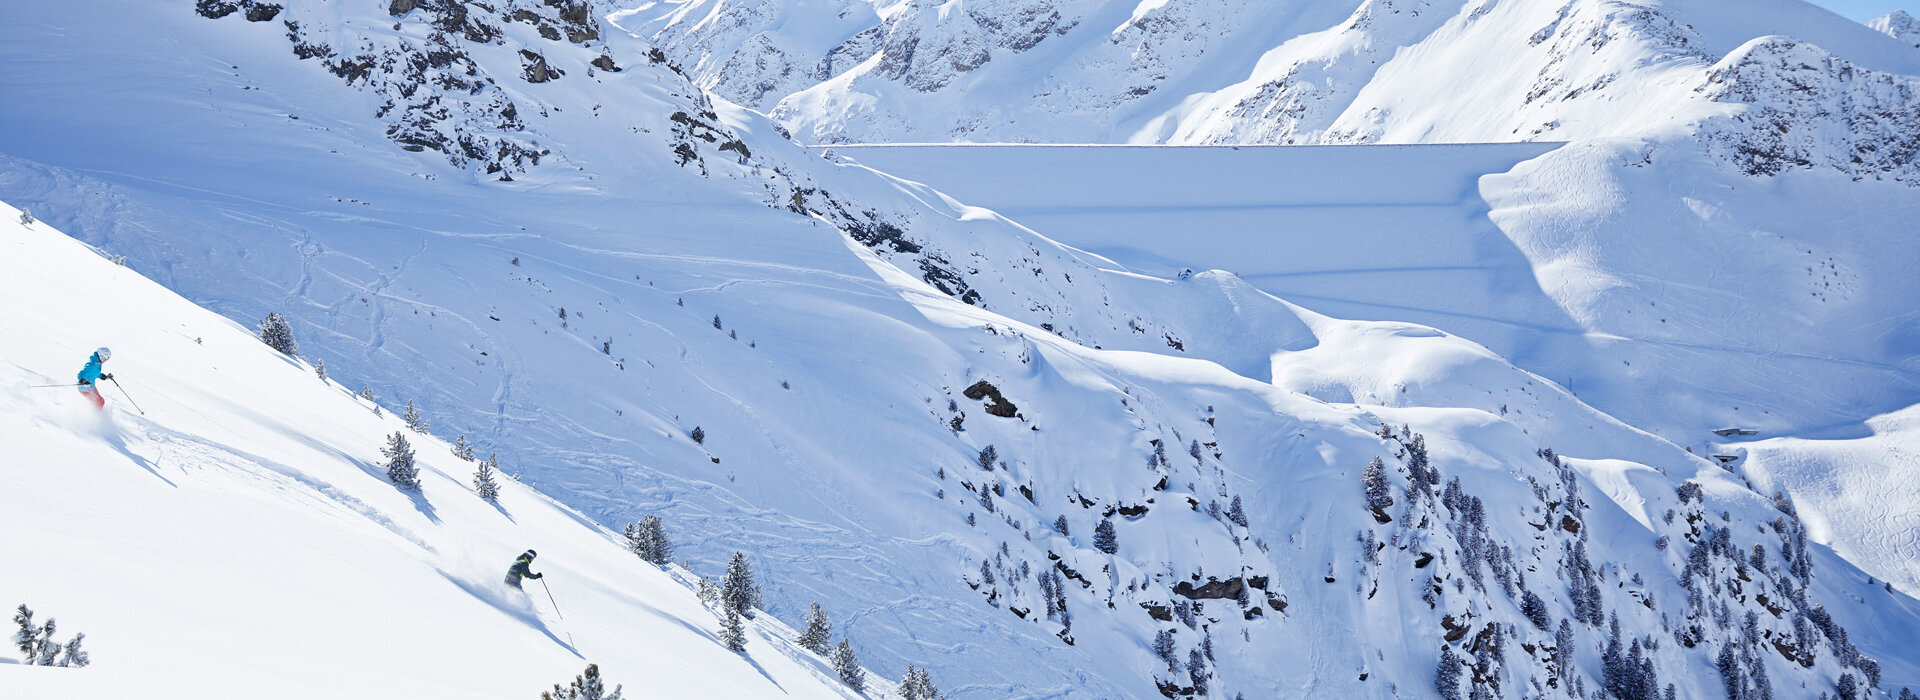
[
  {"x1": 633, "y1": 0, "x2": 1920, "y2": 188},
  {"x1": 1, "y1": 0, "x2": 1918, "y2": 698}
]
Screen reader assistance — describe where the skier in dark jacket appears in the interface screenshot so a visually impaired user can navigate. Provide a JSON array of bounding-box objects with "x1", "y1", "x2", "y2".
[
  {"x1": 505, "y1": 549, "x2": 544, "y2": 588},
  {"x1": 76, "y1": 347, "x2": 113, "y2": 410}
]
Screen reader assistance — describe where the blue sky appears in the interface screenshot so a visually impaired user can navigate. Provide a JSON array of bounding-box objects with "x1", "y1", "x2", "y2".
[{"x1": 1808, "y1": 0, "x2": 1911, "y2": 21}]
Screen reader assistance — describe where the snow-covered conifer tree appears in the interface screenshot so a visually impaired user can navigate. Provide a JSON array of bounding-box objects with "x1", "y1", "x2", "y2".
[
  {"x1": 1094, "y1": 519, "x2": 1118, "y2": 554},
  {"x1": 12, "y1": 605, "x2": 43, "y2": 664},
  {"x1": 257, "y1": 312, "x2": 298, "y2": 356},
  {"x1": 798, "y1": 602, "x2": 832, "y2": 655},
  {"x1": 1363, "y1": 456, "x2": 1393, "y2": 511},
  {"x1": 721, "y1": 552, "x2": 762, "y2": 618},
  {"x1": 314, "y1": 358, "x2": 327, "y2": 382},
  {"x1": 473, "y1": 454, "x2": 500, "y2": 501},
  {"x1": 1053, "y1": 515, "x2": 1070, "y2": 537},
  {"x1": 900, "y1": 665, "x2": 942, "y2": 700},
  {"x1": 382, "y1": 431, "x2": 419, "y2": 491},
  {"x1": 1152, "y1": 629, "x2": 1178, "y2": 673},
  {"x1": 541, "y1": 663, "x2": 623, "y2": 700},
  {"x1": 1436, "y1": 646, "x2": 1463, "y2": 700},
  {"x1": 1188, "y1": 649, "x2": 1208, "y2": 694},
  {"x1": 719, "y1": 605, "x2": 746, "y2": 652},
  {"x1": 831, "y1": 639, "x2": 865, "y2": 691},
  {"x1": 1227, "y1": 495, "x2": 1248, "y2": 527},
  {"x1": 58, "y1": 633, "x2": 88, "y2": 668},
  {"x1": 452, "y1": 434, "x2": 475, "y2": 461},
  {"x1": 402, "y1": 400, "x2": 428, "y2": 433}
]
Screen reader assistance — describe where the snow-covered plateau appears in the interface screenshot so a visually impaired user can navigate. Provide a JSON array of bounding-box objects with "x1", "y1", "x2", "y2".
[{"x1": 3, "y1": 0, "x2": 1918, "y2": 699}]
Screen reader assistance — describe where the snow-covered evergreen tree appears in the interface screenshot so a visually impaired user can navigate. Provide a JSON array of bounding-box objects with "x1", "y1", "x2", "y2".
[
  {"x1": 1226, "y1": 495, "x2": 1248, "y2": 527},
  {"x1": 402, "y1": 400, "x2": 428, "y2": 433},
  {"x1": 721, "y1": 552, "x2": 762, "y2": 618},
  {"x1": 541, "y1": 663, "x2": 624, "y2": 700},
  {"x1": 798, "y1": 602, "x2": 832, "y2": 655},
  {"x1": 900, "y1": 664, "x2": 943, "y2": 700},
  {"x1": 689, "y1": 426, "x2": 705, "y2": 444},
  {"x1": 12, "y1": 605, "x2": 44, "y2": 665},
  {"x1": 1188, "y1": 649, "x2": 1208, "y2": 695},
  {"x1": 1363, "y1": 456, "x2": 1393, "y2": 511},
  {"x1": 257, "y1": 312, "x2": 298, "y2": 356},
  {"x1": 831, "y1": 639, "x2": 865, "y2": 691},
  {"x1": 1521, "y1": 590, "x2": 1550, "y2": 630},
  {"x1": 696, "y1": 576, "x2": 719, "y2": 608},
  {"x1": 11, "y1": 605, "x2": 78, "y2": 667},
  {"x1": 473, "y1": 454, "x2": 500, "y2": 502},
  {"x1": 1152, "y1": 629, "x2": 1178, "y2": 673},
  {"x1": 18, "y1": 209, "x2": 33, "y2": 226},
  {"x1": 1052, "y1": 515, "x2": 1070, "y2": 537},
  {"x1": 358, "y1": 385, "x2": 375, "y2": 402},
  {"x1": 1436, "y1": 646, "x2": 1462, "y2": 700},
  {"x1": 719, "y1": 605, "x2": 746, "y2": 652},
  {"x1": 381, "y1": 431, "x2": 419, "y2": 491},
  {"x1": 623, "y1": 516, "x2": 673, "y2": 566},
  {"x1": 452, "y1": 434, "x2": 475, "y2": 461},
  {"x1": 314, "y1": 358, "x2": 326, "y2": 382},
  {"x1": 1093, "y1": 518, "x2": 1118, "y2": 554},
  {"x1": 58, "y1": 633, "x2": 88, "y2": 668}
]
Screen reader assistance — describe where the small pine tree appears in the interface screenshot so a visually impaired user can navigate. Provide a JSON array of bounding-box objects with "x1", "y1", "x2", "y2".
[
  {"x1": 721, "y1": 552, "x2": 762, "y2": 618},
  {"x1": 452, "y1": 434, "x2": 475, "y2": 461},
  {"x1": 900, "y1": 665, "x2": 943, "y2": 700},
  {"x1": 382, "y1": 431, "x2": 420, "y2": 491},
  {"x1": 402, "y1": 400, "x2": 428, "y2": 433},
  {"x1": 1188, "y1": 649, "x2": 1209, "y2": 695},
  {"x1": 719, "y1": 605, "x2": 746, "y2": 652},
  {"x1": 18, "y1": 209, "x2": 34, "y2": 226},
  {"x1": 624, "y1": 516, "x2": 673, "y2": 565},
  {"x1": 473, "y1": 454, "x2": 501, "y2": 502},
  {"x1": 12, "y1": 605, "x2": 42, "y2": 664},
  {"x1": 58, "y1": 633, "x2": 88, "y2": 668},
  {"x1": 1053, "y1": 515, "x2": 1070, "y2": 537},
  {"x1": 359, "y1": 385, "x2": 376, "y2": 402},
  {"x1": 696, "y1": 577, "x2": 720, "y2": 608},
  {"x1": 798, "y1": 602, "x2": 832, "y2": 655},
  {"x1": 541, "y1": 663, "x2": 624, "y2": 700},
  {"x1": 690, "y1": 426, "x2": 705, "y2": 445},
  {"x1": 1093, "y1": 519, "x2": 1118, "y2": 554},
  {"x1": 257, "y1": 312, "x2": 299, "y2": 356},
  {"x1": 314, "y1": 358, "x2": 327, "y2": 382},
  {"x1": 1152, "y1": 629, "x2": 1179, "y2": 673},
  {"x1": 1227, "y1": 495, "x2": 1249, "y2": 527},
  {"x1": 1521, "y1": 590, "x2": 1550, "y2": 630},
  {"x1": 1437, "y1": 646, "x2": 1463, "y2": 700},
  {"x1": 977, "y1": 445, "x2": 997, "y2": 471},
  {"x1": 831, "y1": 639, "x2": 865, "y2": 691},
  {"x1": 1363, "y1": 456, "x2": 1394, "y2": 511}
]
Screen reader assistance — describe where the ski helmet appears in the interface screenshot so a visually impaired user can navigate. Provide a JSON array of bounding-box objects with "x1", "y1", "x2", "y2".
[
  {"x1": 96, "y1": 347, "x2": 112, "y2": 362},
  {"x1": 524, "y1": 549, "x2": 538, "y2": 559}
]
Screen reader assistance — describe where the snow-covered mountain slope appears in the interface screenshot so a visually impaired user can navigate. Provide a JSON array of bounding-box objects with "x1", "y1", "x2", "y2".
[
  {"x1": 6, "y1": 1, "x2": 1920, "y2": 699},
  {"x1": 1738, "y1": 404, "x2": 1920, "y2": 598},
  {"x1": 0, "y1": 207, "x2": 879, "y2": 699},
  {"x1": 1870, "y1": 10, "x2": 1920, "y2": 48}
]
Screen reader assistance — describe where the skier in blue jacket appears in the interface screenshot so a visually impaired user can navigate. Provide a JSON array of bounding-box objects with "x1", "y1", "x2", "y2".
[{"x1": 76, "y1": 347, "x2": 113, "y2": 410}]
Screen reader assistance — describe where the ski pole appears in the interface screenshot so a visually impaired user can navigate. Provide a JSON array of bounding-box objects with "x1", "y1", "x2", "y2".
[
  {"x1": 28, "y1": 383, "x2": 82, "y2": 388},
  {"x1": 539, "y1": 578, "x2": 563, "y2": 620},
  {"x1": 108, "y1": 377, "x2": 145, "y2": 415}
]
